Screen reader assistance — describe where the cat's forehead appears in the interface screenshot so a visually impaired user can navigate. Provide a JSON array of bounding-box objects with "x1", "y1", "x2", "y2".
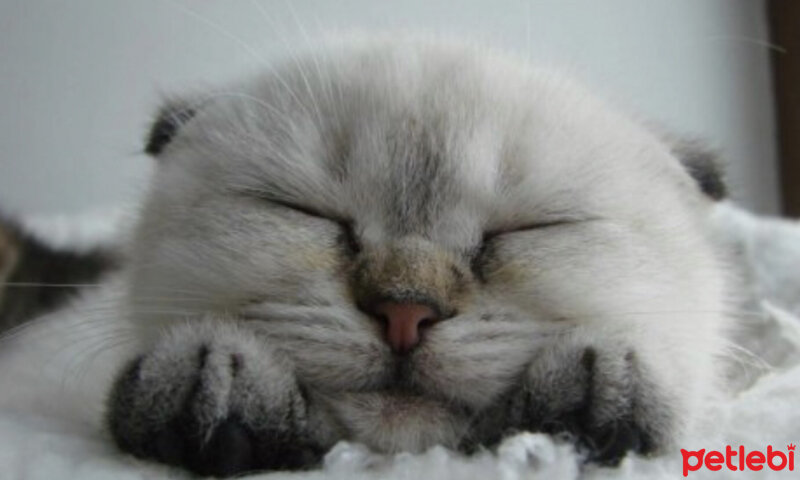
[{"x1": 173, "y1": 40, "x2": 670, "y2": 243}]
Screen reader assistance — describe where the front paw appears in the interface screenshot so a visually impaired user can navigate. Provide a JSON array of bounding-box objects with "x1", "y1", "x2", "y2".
[
  {"x1": 107, "y1": 319, "x2": 321, "y2": 476},
  {"x1": 503, "y1": 337, "x2": 676, "y2": 465}
]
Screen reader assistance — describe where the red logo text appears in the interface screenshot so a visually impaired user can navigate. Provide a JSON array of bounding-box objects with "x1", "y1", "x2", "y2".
[{"x1": 681, "y1": 444, "x2": 795, "y2": 476}]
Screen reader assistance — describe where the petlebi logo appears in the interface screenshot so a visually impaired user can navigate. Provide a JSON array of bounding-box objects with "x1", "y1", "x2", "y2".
[{"x1": 681, "y1": 444, "x2": 795, "y2": 476}]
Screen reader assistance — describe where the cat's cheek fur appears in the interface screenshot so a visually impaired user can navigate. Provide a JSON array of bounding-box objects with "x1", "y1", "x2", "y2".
[
  {"x1": 406, "y1": 313, "x2": 547, "y2": 410},
  {"x1": 479, "y1": 209, "x2": 728, "y2": 445}
]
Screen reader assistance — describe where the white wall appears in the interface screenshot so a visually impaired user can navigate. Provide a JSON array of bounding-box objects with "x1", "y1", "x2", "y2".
[{"x1": 0, "y1": 0, "x2": 780, "y2": 215}]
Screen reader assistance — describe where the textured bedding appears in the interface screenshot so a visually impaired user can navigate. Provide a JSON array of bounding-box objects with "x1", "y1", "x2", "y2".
[{"x1": 0, "y1": 202, "x2": 798, "y2": 479}]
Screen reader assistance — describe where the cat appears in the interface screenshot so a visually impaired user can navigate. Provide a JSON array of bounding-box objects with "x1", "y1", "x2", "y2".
[
  {"x1": 0, "y1": 36, "x2": 731, "y2": 477},
  {"x1": 0, "y1": 216, "x2": 117, "y2": 332}
]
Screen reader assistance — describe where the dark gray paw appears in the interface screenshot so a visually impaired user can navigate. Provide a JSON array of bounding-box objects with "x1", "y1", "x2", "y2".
[
  {"x1": 498, "y1": 341, "x2": 674, "y2": 466},
  {"x1": 107, "y1": 322, "x2": 322, "y2": 476}
]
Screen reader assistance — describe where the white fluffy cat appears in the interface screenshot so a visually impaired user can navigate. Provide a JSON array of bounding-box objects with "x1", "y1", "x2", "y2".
[{"x1": 0, "y1": 36, "x2": 730, "y2": 477}]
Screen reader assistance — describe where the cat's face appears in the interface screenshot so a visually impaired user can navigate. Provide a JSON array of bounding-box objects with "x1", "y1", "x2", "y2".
[{"x1": 128, "y1": 38, "x2": 724, "y2": 417}]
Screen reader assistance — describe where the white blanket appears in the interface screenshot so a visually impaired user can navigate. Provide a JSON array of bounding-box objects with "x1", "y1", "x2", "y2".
[{"x1": 1, "y1": 202, "x2": 798, "y2": 479}]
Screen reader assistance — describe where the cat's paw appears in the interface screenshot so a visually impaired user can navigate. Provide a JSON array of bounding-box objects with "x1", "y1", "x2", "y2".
[
  {"x1": 107, "y1": 319, "x2": 321, "y2": 476},
  {"x1": 504, "y1": 335, "x2": 676, "y2": 465}
]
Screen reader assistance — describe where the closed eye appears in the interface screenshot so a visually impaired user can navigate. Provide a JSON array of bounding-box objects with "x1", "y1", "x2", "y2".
[
  {"x1": 471, "y1": 219, "x2": 581, "y2": 280},
  {"x1": 481, "y1": 218, "x2": 582, "y2": 242},
  {"x1": 262, "y1": 196, "x2": 332, "y2": 221},
  {"x1": 252, "y1": 195, "x2": 362, "y2": 254}
]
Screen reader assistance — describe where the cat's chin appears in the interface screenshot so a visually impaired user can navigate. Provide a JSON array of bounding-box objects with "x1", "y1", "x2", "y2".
[{"x1": 317, "y1": 390, "x2": 469, "y2": 453}]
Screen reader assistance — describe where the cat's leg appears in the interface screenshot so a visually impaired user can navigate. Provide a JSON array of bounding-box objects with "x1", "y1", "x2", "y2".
[
  {"x1": 491, "y1": 328, "x2": 682, "y2": 465},
  {"x1": 107, "y1": 318, "x2": 325, "y2": 477}
]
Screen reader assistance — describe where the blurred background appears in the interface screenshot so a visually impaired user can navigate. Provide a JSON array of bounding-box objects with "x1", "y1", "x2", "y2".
[{"x1": 0, "y1": 0, "x2": 793, "y2": 217}]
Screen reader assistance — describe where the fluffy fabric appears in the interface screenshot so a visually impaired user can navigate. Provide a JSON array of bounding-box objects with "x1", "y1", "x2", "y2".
[{"x1": 0, "y1": 201, "x2": 798, "y2": 479}]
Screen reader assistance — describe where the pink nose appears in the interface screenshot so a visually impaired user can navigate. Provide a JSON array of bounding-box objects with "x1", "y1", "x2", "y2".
[{"x1": 372, "y1": 302, "x2": 438, "y2": 353}]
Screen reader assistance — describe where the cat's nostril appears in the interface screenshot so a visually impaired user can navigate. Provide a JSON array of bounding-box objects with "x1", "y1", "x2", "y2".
[
  {"x1": 371, "y1": 302, "x2": 440, "y2": 354},
  {"x1": 418, "y1": 317, "x2": 435, "y2": 329}
]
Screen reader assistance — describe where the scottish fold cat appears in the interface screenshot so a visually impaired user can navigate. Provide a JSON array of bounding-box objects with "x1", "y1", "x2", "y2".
[{"x1": 0, "y1": 36, "x2": 730, "y2": 477}]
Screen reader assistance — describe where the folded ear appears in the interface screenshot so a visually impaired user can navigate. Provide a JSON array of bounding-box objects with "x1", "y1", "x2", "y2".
[
  {"x1": 650, "y1": 125, "x2": 727, "y2": 201},
  {"x1": 144, "y1": 99, "x2": 197, "y2": 157},
  {"x1": 668, "y1": 138, "x2": 727, "y2": 201}
]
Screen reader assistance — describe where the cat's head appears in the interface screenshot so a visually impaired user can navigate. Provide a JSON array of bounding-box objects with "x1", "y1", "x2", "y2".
[{"x1": 127, "y1": 37, "x2": 725, "y2": 413}]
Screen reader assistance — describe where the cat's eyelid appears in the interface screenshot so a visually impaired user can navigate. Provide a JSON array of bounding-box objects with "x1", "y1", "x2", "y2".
[
  {"x1": 268, "y1": 198, "x2": 331, "y2": 221},
  {"x1": 250, "y1": 193, "x2": 361, "y2": 253},
  {"x1": 244, "y1": 191, "x2": 346, "y2": 224},
  {"x1": 483, "y1": 217, "x2": 598, "y2": 240}
]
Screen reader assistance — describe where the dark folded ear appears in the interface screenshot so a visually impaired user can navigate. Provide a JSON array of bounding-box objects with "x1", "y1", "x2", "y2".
[
  {"x1": 144, "y1": 100, "x2": 197, "y2": 157},
  {"x1": 668, "y1": 138, "x2": 727, "y2": 201}
]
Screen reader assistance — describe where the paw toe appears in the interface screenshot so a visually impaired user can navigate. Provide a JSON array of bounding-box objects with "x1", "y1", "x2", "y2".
[
  {"x1": 584, "y1": 419, "x2": 644, "y2": 466},
  {"x1": 190, "y1": 418, "x2": 255, "y2": 477},
  {"x1": 153, "y1": 423, "x2": 187, "y2": 467}
]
